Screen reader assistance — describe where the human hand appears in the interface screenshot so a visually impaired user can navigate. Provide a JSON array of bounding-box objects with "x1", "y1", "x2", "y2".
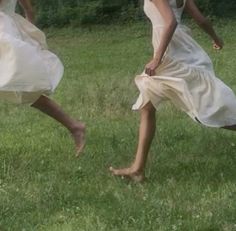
[
  {"x1": 213, "y1": 36, "x2": 224, "y2": 50},
  {"x1": 145, "y1": 58, "x2": 161, "y2": 76}
]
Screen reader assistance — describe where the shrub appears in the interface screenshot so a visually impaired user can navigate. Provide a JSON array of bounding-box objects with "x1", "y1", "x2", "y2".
[{"x1": 30, "y1": 0, "x2": 236, "y2": 28}]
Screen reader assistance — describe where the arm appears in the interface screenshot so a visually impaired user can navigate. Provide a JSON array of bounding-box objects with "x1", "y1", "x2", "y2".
[
  {"x1": 145, "y1": 0, "x2": 177, "y2": 76},
  {"x1": 18, "y1": 0, "x2": 35, "y2": 24},
  {"x1": 185, "y1": 0, "x2": 223, "y2": 49}
]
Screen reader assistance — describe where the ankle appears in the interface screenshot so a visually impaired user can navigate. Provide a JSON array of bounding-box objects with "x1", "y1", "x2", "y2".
[{"x1": 130, "y1": 164, "x2": 144, "y2": 174}]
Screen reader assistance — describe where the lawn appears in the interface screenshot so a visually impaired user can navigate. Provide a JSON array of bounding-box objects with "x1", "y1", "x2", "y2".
[{"x1": 0, "y1": 19, "x2": 236, "y2": 231}]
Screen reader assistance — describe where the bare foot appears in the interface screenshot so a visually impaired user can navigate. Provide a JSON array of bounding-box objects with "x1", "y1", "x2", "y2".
[
  {"x1": 71, "y1": 123, "x2": 86, "y2": 157},
  {"x1": 109, "y1": 166, "x2": 145, "y2": 183}
]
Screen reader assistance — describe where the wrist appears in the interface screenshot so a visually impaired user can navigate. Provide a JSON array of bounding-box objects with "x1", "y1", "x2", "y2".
[
  {"x1": 26, "y1": 11, "x2": 35, "y2": 23},
  {"x1": 214, "y1": 35, "x2": 221, "y2": 41},
  {"x1": 25, "y1": 9, "x2": 34, "y2": 14},
  {"x1": 153, "y1": 54, "x2": 162, "y2": 63},
  {"x1": 210, "y1": 30, "x2": 220, "y2": 41}
]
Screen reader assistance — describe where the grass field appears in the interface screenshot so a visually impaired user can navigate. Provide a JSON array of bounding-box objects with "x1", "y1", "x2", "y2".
[{"x1": 0, "y1": 19, "x2": 236, "y2": 231}]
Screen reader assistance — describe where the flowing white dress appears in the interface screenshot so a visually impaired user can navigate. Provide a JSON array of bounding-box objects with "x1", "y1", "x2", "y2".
[
  {"x1": 133, "y1": 0, "x2": 236, "y2": 127},
  {"x1": 0, "y1": 0, "x2": 63, "y2": 104}
]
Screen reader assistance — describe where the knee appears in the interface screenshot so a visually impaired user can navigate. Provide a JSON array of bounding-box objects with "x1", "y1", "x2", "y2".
[{"x1": 142, "y1": 102, "x2": 155, "y2": 114}]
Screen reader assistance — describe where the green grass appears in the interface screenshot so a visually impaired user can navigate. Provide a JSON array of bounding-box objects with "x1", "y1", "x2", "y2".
[{"x1": 0, "y1": 20, "x2": 236, "y2": 231}]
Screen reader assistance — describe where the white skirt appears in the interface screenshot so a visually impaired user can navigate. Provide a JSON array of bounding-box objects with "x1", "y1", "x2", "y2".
[
  {"x1": 133, "y1": 25, "x2": 236, "y2": 128},
  {"x1": 0, "y1": 12, "x2": 63, "y2": 104}
]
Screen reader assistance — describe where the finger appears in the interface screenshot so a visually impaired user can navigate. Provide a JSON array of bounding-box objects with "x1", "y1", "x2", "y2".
[
  {"x1": 145, "y1": 68, "x2": 148, "y2": 75},
  {"x1": 214, "y1": 46, "x2": 221, "y2": 50},
  {"x1": 149, "y1": 68, "x2": 155, "y2": 76},
  {"x1": 150, "y1": 69, "x2": 155, "y2": 76},
  {"x1": 213, "y1": 44, "x2": 221, "y2": 50},
  {"x1": 145, "y1": 68, "x2": 151, "y2": 76}
]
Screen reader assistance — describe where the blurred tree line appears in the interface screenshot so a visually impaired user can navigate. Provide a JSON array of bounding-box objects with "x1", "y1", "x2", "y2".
[{"x1": 31, "y1": 0, "x2": 236, "y2": 27}]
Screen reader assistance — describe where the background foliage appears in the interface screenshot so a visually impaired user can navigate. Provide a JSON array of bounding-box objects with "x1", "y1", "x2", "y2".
[{"x1": 31, "y1": 0, "x2": 236, "y2": 27}]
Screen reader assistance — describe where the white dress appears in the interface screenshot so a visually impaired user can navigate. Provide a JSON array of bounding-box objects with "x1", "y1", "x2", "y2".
[
  {"x1": 133, "y1": 0, "x2": 236, "y2": 127},
  {"x1": 0, "y1": 0, "x2": 63, "y2": 104}
]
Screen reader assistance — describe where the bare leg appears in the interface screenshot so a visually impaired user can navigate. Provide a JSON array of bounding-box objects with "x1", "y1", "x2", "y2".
[
  {"x1": 31, "y1": 95, "x2": 85, "y2": 157},
  {"x1": 110, "y1": 102, "x2": 156, "y2": 182}
]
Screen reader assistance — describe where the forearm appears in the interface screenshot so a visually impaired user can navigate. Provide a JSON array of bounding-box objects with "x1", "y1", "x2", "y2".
[
  {"x1": 18, "y1": 0, "x2": 33, "y2": 12},
  {"x1": 151, "y1": 0, "x2": 178, "y2": 62},
  {"x1": 185, "y1": 0, "x2": 220, "y2": 42},
  {"x1": 18, "y1": 0, "x2": 34, "y2": 23},
  {"x1": 154, "y1": 20, "x2": 177, "y2": 62},
  {"x1": 197, "y1": 18, "x2": 218, "y2": 41}
]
